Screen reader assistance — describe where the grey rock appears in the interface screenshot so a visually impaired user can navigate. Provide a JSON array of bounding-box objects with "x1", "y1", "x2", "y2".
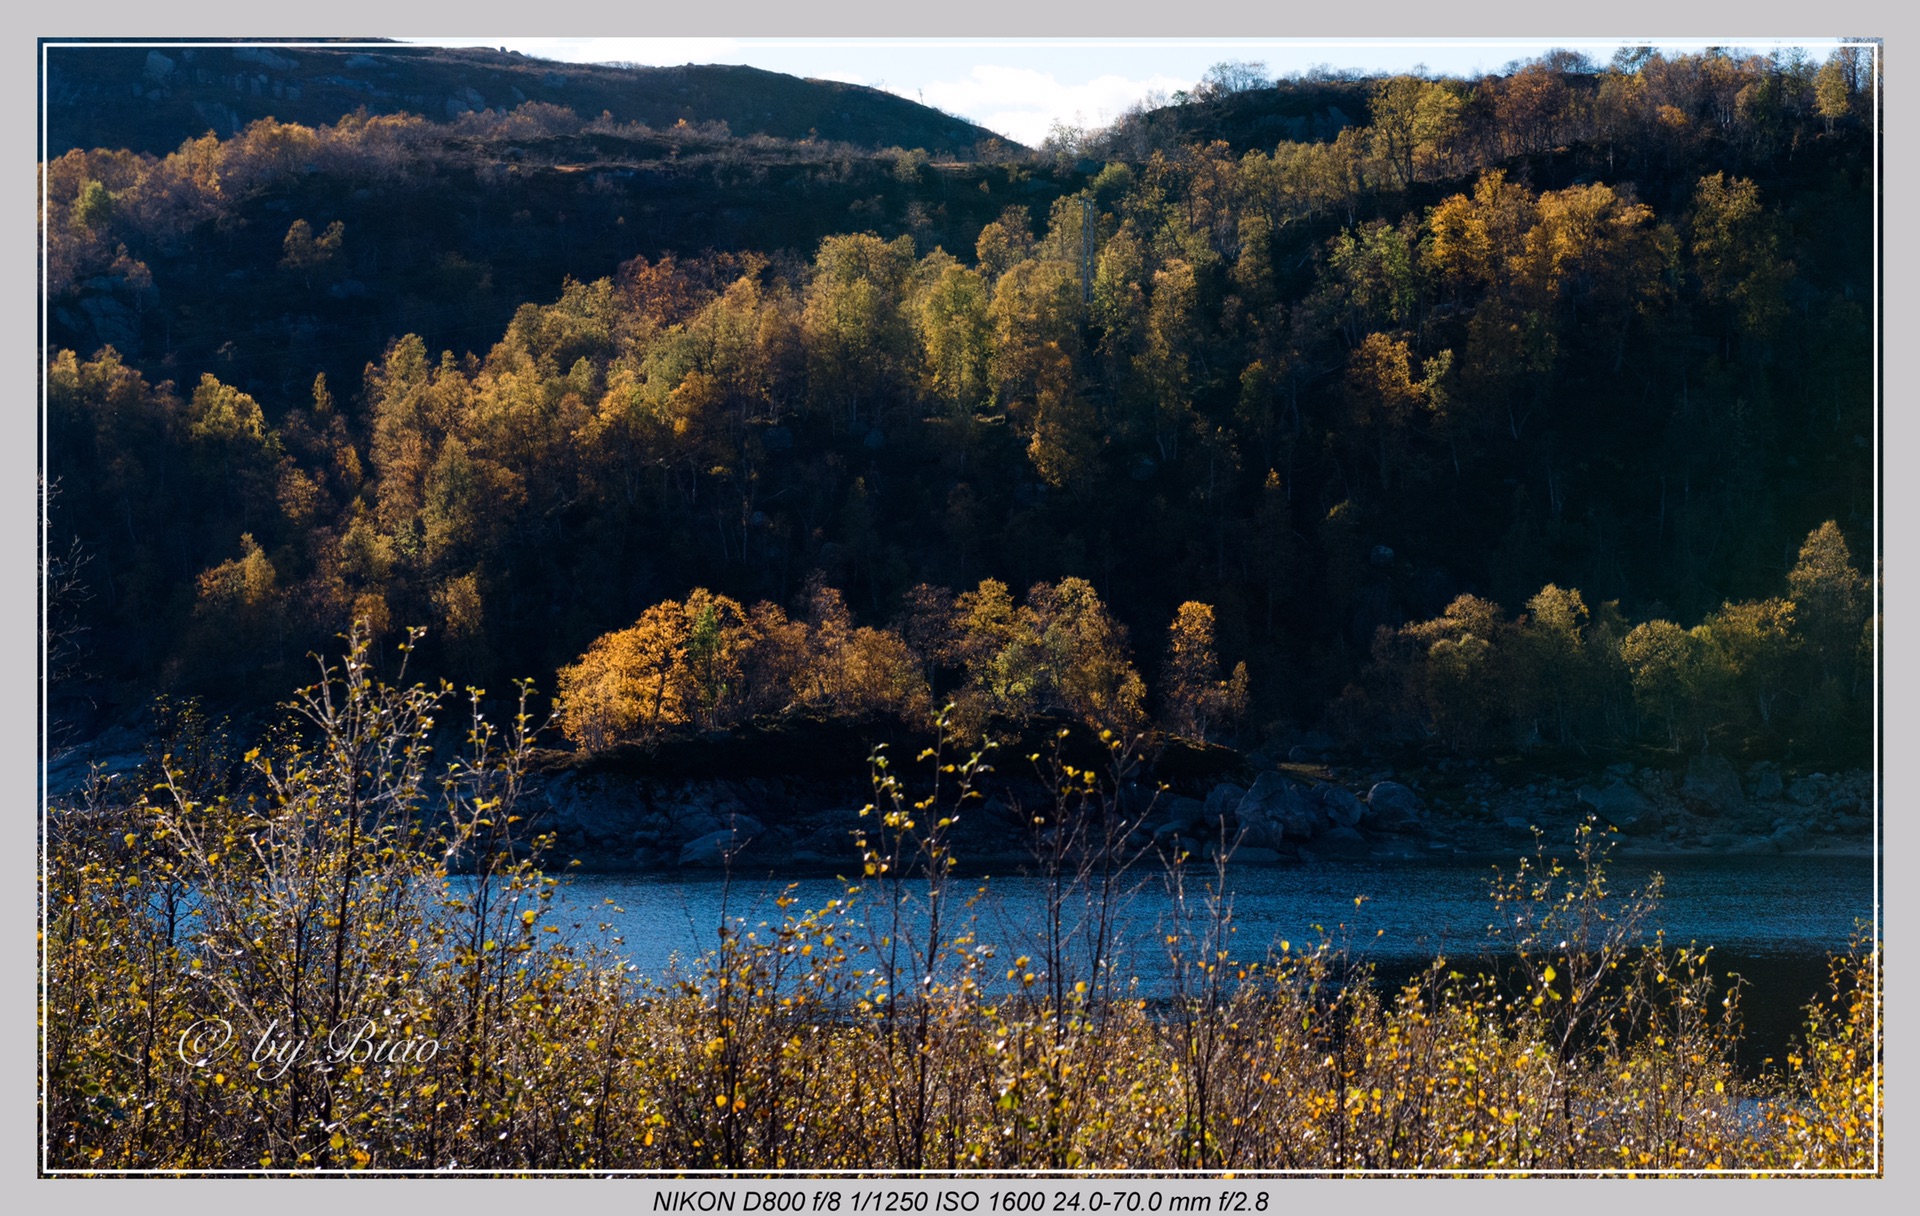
[
  {"x1": 1117, "y1": 782, "x2": 1156, "y2": 818},
  {"x1": 143, "y1": 50, "x2": 176, "y2": 82},
  {"x1": 1747, "y1": 761, "x2": 1784, "y2": 801},
  {"x1": 1235, "y1": 771, "x2": 1291, "y2": 819},
  {"x1": 1277, "y1": 786, "x2": 1326, "y2": 839},
  {"x1": 671, "y1": 810, "x2": 724, "y2": 838},
  {"x1": 1683, "y1": 752, "x2": 1745, "y2": 815},
  {"x1": 1770, "y1": 823, "x2": 1810, "y2": 852},
  {"x1": 1364, "y1": 781, "x2": 1423, "y2": 830},
  {"x1": 1164, "y1": 796, "x2": 1207, "y2": 829},
  {"x1": 1308, "y1": 826, "x2": 1370, "y2": 859},
  {"x1": 678, "y1": 827, "x2": 759, "y2": 868},
  {"x1": 234, "y1": 47, "x2": 299, "y2": 71},
  {"x1": 79, "y1": 295, "x2": 140, "y2": 353},
  {"x1": 1619, "y1": 804, "x2": 1665, "y2": 836},
  {"x1": 1788, "y1": 774, "x2": 1831, "y2": 806},
  {"x1": 1318, "y1": 785, "x2": 1365, "y2": 829},
  {"x1": 1580, "y1": 780, "x2": 1658, "y2": 833},
  {"x1": 1163, "y1": 835, "x2": 1203, "y2": 859},
  {"x1": 1234, "y1": 818, "x2": 1284, "y2": 850},
  {"x1": 1204, "y1": 783, "x2": 1245, "y2": 823}
]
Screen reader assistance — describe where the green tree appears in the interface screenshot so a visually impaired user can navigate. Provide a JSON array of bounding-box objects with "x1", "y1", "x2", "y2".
[
  {"x1": 1690, "y1": 174, "x2": 1793, "y2": 342},
  {"x1": 1619, "y1": 619, "x2": 1711, "y2": 749},
  {"x1": 1814, "y1": 51, "x2": 1854, "y2": 132},
  {"x1": 1698, "y1": 597, "x2": 1800, "y2": 730},
  {"x1": 917, "y1": 263, "x2": 993, "y2": 418},
  {"x1": 803, "y1": 233, "x2": 918, "y2": 431},
  {"x1": 1787, "y1": 521, "x2": 1868, "y2": 683},
  {"x1": 1515, "y1": 584, "x2": 1593, "y2": 745}
]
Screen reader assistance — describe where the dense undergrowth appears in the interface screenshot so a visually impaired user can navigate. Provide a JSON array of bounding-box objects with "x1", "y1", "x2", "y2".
[{"x1": 43, "y1": 629, "x2": 1879, "y2": 1174}]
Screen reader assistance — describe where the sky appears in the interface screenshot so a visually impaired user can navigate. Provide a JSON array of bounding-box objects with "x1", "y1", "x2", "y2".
[{"x1": 403, "y1": 37, "x2": 1852, "y2": 147}]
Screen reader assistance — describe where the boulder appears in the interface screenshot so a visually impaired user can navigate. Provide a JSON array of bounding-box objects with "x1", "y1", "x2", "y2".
[
  {"x1": 671, "y1": 809, "x2": 725, "y2": 838},
  {"x1": 1580, "y1": 780, "x2": 1661, "y2": 834},
  {"x1": 1163, "y1": 796, "x2": 1207, "y2": 830},
  {"x1": 1234, "y1": 772, "x2": 1293, "y2": 834},
  {"x1": 1162, "y1": 835, "x2": 1204, "y2": 859},
  {"x1": 1788, "y1": 774, "x2": 1831, "y2": 807},
  {"x1": 1364, "y1": 781, "x2": 1424, "y2": 831},
  {"x1": 1204, "y1": 782, "x2": 1246, "y2": 823},
  {"x1": 1747, "y1": 761, "x2": 1785, "y2": 801},
  {"x1": 1769, "y1": 823, "x2": 1811, "y2": 852},
  {"x1": 1118, "y1": 782, "x2": 1157, "y2": 818},
  {"x1": 721, "y1": 812, "x2": 767, "y2": 838},
  {"x1": 1308, "y1": 826, "x2": 1370, "y2": 859},
  {"x1": 1277, "y1": 785, "x2": 1327, "y2": 840},
  {"x1": 1683, "y1": 752, "x2": 1745, "y2": 816},
  {"x1": 1207, "y1": 839, "x2": 1284, "y2": 863},
  {"x1": 1318, "y1": 785, "x2": 1366, "y2": 829},
  {"x1": 234, "y1": 47, "x2": 300, "y2": 71},
  {"x1": 678, "y1": 827, "x2": 759, "y2": 868},
  {"x1": 1619, "y1": 804, "x2": 1665, "y2": 836}
]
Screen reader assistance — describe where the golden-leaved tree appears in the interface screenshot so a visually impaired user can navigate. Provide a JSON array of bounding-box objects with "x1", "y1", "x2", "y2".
[{"x1": 1159, "y1": 602, "x2": 1249, "y2": 742}]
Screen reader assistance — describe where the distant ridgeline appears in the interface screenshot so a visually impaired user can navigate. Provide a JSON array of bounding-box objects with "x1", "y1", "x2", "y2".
[
  {"x1": 44, "y1": 43, "x2": 1006, "y2": 158},
  {"x1": 44, "y1": 46, "x2": 1876, "y2": 767}
]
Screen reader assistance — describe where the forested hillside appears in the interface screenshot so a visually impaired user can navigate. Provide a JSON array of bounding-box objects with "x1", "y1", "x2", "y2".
[{"x1": 44, "y1": 46, "x2": 1878, "y2": 768}]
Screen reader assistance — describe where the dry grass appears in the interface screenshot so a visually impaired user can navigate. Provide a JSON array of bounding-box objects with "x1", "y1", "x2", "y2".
[{"x1": 43, "y1": 631, "x2": 1880, "y2": 1174}]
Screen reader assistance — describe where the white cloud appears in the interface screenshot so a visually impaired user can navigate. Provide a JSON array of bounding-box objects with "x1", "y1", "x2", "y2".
[{"x1": 916, "y1": 65, "x2": 1191, "y2": 146}]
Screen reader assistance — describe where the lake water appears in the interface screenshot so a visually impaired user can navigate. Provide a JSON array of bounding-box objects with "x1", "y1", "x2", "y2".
[
  {"x1": 533, "y1": 852, "x2": 1875, "y2": 1064},
  {"x1": 546, "y1": 853, "x2": 1875, "y2": 969}
]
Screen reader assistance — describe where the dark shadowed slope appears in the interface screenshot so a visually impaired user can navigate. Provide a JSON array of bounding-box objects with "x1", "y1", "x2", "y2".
[{"x1": 45, "y1": 42, "x2": 1011, "y2": 158}]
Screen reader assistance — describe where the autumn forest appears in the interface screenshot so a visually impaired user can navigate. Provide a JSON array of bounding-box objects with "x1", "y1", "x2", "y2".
[
  {"x1": 39, "y1": 41, "x2": 1883, "y2": 1177},
  {"x1": 45, "y1": 45, "x2": 1876, "y2": 772}
]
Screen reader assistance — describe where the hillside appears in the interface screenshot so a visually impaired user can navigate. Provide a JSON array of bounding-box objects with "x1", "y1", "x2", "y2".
[
  {"x1": 45, "y1": 42, "x2": 1008, "y2": 159},
  {"x1": 43, "y1": 47, "x2": 1877, "y2": 780}
]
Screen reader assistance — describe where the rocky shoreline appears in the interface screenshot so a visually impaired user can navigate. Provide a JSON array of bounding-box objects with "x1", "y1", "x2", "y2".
[
  {"x1": 46, "y1": 725, "x2": 1875, "y2": 874},
  {"x1": 522, "y1": 749, "x2": 1874, "y2": 875}
]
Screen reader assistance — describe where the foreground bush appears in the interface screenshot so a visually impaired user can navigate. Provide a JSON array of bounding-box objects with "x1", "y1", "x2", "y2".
[{"x1": 45, "y1": 633, "x2": 1879, "y2": 1173}]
